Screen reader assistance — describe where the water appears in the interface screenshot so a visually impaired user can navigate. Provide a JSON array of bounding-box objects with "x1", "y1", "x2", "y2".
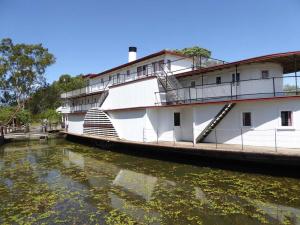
[{"x1": 0, "y1": 139, "x2": 300, "y2": 225}]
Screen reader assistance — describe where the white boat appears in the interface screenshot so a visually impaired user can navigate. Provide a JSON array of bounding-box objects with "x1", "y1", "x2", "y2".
[{"x1": 60, "y1": 47, "x2": 300, "y2": 149}]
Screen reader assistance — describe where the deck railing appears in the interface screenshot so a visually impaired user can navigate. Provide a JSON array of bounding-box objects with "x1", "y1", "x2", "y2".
[
  {"x1": 61, "y1": 55, "x2": 227, "y2": 99},
  {"x1": 69, "y1": 103, "x2": 98, "y2": 113},
  {"x1": 155, "y1": 75, "x2": 300, "y2": 105}
]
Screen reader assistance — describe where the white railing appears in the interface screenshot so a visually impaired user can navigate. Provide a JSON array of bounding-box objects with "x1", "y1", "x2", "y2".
[
  {"x1": 61, "y1": 55, "x2": 227, "y2": 99},
  {"x1": 142, "y1": 127, "x2": 300, "y2": 151},
  {"x1": 155, "y1": 76, "x2": 299, "y2": 105}
]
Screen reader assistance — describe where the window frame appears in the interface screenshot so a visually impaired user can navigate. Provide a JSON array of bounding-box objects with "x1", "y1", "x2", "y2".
[
  {"x1": 174, "y1": 112, "x2": 181, "y2": 127},
  {"x1": 261, "y1": 70, "x2": 269, "y2": 79},
  {"x1": 242, "y1": 112, "x2": 252, "y2": 127},
  {"x1": 280, "y1": 111, "x2": 293, "y2": 127},
  {"x1": 190, "y1": 81, "x2": 196, "y2": 88},
  {"x1": 216, "y1": 76, "x2": 221, "y2": 84}
]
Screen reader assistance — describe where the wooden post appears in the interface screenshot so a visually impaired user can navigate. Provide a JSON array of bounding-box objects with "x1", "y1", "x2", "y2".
[{"x1": 295, "y1": 55, "x2": 298, "y2": 95}]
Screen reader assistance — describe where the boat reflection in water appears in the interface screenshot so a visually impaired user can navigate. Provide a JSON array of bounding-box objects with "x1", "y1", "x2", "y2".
[
  {"x1": 62, "y1": 147, "x2": 300, "y2": 225},
  {"x1": 0, "y1": 140, "x2": 299, "y2": 225}
]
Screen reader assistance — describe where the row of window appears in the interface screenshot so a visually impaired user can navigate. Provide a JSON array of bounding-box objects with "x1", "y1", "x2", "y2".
[
  {"x1": 137, "y1": 60, "x2": 171, "y2": 76},
  {"x1": 189, "y1": 70, "x2": 270, "y2": 87},
  {"x1": 96, "y1": 60, "x2": 172, "y2": 84},
  {"x1": 173, "y1": 110, "x2": 293, "y2": 127},
  {"x1": 242, "y1": 111, "x2": 293, "y2": 127}
]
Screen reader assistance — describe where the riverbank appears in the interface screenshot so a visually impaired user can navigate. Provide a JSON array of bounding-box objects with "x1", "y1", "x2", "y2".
[{"x1": 63, "y1": 132, "x2": 300, "y2": 177}]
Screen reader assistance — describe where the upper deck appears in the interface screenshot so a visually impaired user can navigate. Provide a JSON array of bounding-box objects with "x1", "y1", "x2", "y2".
[{"x1": 61, "y1": 51, "x2": 300, "y2": 113}]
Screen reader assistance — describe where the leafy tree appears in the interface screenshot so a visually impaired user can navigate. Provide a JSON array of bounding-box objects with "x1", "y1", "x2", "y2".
[
  {"x1": 0, "y1": 38, "x2": 55, "y2": 107},
  {"x1": 16, "y1": 109, "x2": 31, "y2": 125},
  {"x1": 27, "y1": 74, "x2": 86, "y2": 115},
  {"x1": 174, "y1": 46, "x2": 211, "y2": 58},
  {"x1": 53, "y1": 74, "x2": 87, "y2": 92},
  {"x1": 27, "y1": 84, "x2": 60, "y2": 114},
  {"x1": 0, "y1": 107, "x2": 14, "y2": 124}
]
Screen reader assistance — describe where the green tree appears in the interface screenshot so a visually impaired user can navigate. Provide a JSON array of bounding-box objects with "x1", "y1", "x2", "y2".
[
  {"x1": 27, "y1": 74, "x2": 86, "y2": 115},
  {"x1": 0, "y1": 106, "x2": 14, "y2": 124},
  {"x1": 174, "y1": 46, "x2": 211, "y2": 58},
  {"x1": 16, "y1": 109, "x2": 31, "y2": 125},
  {"x1": 0, "y1": 38, "x2": 55, "y2": 107},
  {"x1": 54, "y1": 74, "x2": 87, "y2": 92}
]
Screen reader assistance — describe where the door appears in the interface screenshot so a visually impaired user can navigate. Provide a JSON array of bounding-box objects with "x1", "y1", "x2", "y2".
[
  {"x1": 174, "y1": 112, "x2": 181, "y2": 141},
  {"x1": 232, "y1": 73, "x2": 241, "y2": 98}
]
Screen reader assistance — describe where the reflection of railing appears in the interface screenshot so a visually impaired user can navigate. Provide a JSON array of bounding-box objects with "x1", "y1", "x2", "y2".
[
  {"x1": 155, "y1": 76, "x2": 300, "y2": 105},
  {"x1": 61, "y1": 55, "x2": 227, "y2": 99}
]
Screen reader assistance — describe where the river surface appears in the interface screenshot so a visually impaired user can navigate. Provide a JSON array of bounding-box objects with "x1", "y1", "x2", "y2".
[{"x1": 0, "y1": 139, "x2": 300, "y2": 225}]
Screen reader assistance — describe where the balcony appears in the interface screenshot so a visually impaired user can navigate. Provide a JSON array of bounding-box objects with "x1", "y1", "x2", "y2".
[
  {"x1": 155, "y1": 76, "x2": 300, "y2": 105},
  {"x1": 61, "y1": 56, "x2": 227, "y2": 99}
]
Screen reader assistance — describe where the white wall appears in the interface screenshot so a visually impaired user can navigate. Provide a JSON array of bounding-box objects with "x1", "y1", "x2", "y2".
[
  {"x1": 67, "y1": 114, "x2": 85, "y2": 134},
  {"x1": 177, "y1": 63, "x2": 284, "y2": 100},
  {"x1": 101, "y1": 77, "x2": 160, "y2": 110},
  {"x1": 194, "y1": 99, "x2": 300, "y2": 148},
  {"x1": 108, "y1": 110, "x2": 146, "y2": 142}
]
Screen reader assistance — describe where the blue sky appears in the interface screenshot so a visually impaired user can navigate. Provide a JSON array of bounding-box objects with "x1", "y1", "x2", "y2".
[{"x1": 1, "y1": 0, "x2": 299, "y2": 83}]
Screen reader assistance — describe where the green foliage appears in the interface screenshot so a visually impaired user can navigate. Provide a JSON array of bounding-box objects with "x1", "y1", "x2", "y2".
[
  {"x1": 40, "y1": 109, "x2": 61, "y2": 124},
  {"x1": 54, "y1": 74, "x2": 87, "y2": 93},
  {"x1": 27, "y1": 74, "x2": 86, "y2": 115},
  {"x1": 0, "y1": 38, "x2": 55, "y2": 106},
  {"x1": 0, "y1": 106, "x2": 14, "y2": 124},
  {"x1": 174, "y1": 46, "x2": 211, "y2": 58},
  {"x1": 0, "y1": 107, "x2": 31, "y2": 125},
  {"x1": 16, "y1": 109, "x2": 31, "y2": 125}
]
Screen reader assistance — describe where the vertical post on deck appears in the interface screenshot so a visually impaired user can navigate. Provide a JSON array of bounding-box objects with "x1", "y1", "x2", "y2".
[
  {"x1": 235, "y1": 65, "x2": 238, "y2": 99},
  {"x1": 201, "y1": 74, "x2": 204, "y2": 102},
  {"x1": 189, "y1": 87, "x2": 191, "y2": 103},
  {"x1": 173, "y1": 127, "x2": 175, "y2": 146},
  {"x1": 274, "y1": 128, "x2": 277, "y2": 152},
  {"x1": 230, "y1": 82, "x2": 233, "y2": 100},
  {"x1": 294, "y1": 55, "x2": 298, "y2": 95},
  {"x1": 192, "y1": 56, "x2": 195, "y2": 70},
  {"x1": 156, "y1": 128, "x2": 159, "y2": 144},
  {"x1": 214, "y1": 129, "x2": 218, "y2": 149},
  {"x1": 143, "y1": 128, "x2": 145, "y2": 143},
  {"x1": 240, "y1": 128, "x2": 244, "y2": 151},
  {"x1": 272, "y1": 77, "x2": 276, "y2": 97}
]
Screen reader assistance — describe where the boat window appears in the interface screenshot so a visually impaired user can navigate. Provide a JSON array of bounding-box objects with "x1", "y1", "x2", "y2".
[
  {"x1": 126, "y1": 70, "x2": 130, "y2": 77},
  {"x1": 216, "y1": 76, "x2": 221, "y2": 84},
  {"x1": 137, "y1": 66, "x2": 142, "y2": 76},
  {"x1": 281, "y1": 111, "x2": 292, "y2": 126},
  {"x1": 261, "y1": 70, "x2": 269, "y2": 79},
  {"x1": 167, "y1": 60, "x2": 171, "y2": 71},
  {"x1": 143, "y1": 65, "x2": 147, "y2": 75},
  {"x1": 191, "y1": 81, "x2": 196, "y2": 88},
  {"x1": 242, "y1": 112, "x2": 252, "y2": 127},
  {"x1": 174, "y1": 112, "x2": 181, "y2": 126}
]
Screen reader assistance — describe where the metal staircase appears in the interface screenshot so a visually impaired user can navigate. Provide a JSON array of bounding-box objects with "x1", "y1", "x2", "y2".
[
  {"x1": 83, "y1": 108, "x2": 118, "y2": 138},
  {"x1": 196, "y1": 103, "x2": 236, "y2": 143},
  {"x1": 156, "y1": 67, "x2": 183, "y2": 104},
  {"x1": 98, "y1": 90, "x2": 109, "y2": 107}
]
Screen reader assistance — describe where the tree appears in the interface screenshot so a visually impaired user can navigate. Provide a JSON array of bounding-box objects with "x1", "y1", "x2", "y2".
[
  {"x1": 174, "y1": 46, "x2": 211, "y2": 58},
  {"x1": 54, "y1": 74, "x2": 87, "y2": 92},
  {"x1": 0, "y1": 38, "x2": 55, "y2": 108}
]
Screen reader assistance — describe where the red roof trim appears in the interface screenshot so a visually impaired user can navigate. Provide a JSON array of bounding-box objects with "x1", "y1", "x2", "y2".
[
  {"x1": 84, "y1": 50, "x2": 186, "y2": 79},
  {"x1": 176, "y1": 51, "x2": 300, "y2": 78}
]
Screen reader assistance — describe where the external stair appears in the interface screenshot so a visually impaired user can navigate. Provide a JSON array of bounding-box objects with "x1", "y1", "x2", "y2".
[
  {"x1": 196, "y1": 103, "x2": 236, "y2": 143},
  {"x1": 157, "y1": 70, "x2": 183, "y2": 104},
  {"x1": 83, "y1": 108, "x2": 118, "y2": 137}
]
